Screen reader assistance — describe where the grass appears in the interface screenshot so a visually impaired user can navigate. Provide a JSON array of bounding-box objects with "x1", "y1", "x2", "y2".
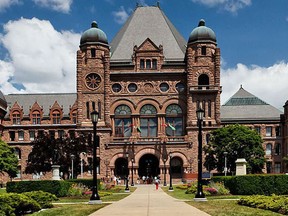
[
  {"x1": 30, "y1": 185, "x2": 135, "y2": 216},
  {"x1": 189, "y1": 200, "x2": 282, "y2": 216},
  {"x1": 161, "y1": 185, "x2": 282, "y2": 216},
  {"x1": 31, "y1": 204, "x2": 106, "y2": 216}
]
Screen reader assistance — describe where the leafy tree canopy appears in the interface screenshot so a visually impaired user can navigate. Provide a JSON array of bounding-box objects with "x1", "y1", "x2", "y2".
[
  {"x1": 0, "y1": 138, "x2": 18, "y2": 178},
  {"x1": 25, "y1": 132, "x2": 93, "y2": 179},
  {"x1": 204, "y1": 124, "x2": 265, "y2": 174}
]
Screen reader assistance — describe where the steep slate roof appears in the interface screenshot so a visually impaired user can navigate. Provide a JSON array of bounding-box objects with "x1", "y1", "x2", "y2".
[
  {"x1": 110, "y1": 6, "x2": 187, "y2": 62},
  {"x1": 5, "y1": 93, "x2": 77, "y2": 117},
  {"x1": 221, "y1": 87, "x2": 283, "y2": 122}
]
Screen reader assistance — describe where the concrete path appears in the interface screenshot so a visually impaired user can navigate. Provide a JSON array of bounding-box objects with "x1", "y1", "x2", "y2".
[{"x1": 89, "y1": 184, "x2": 210, "y2": 216}]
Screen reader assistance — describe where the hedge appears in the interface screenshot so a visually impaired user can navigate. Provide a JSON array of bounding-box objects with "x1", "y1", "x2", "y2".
[
  {"x1": 212, "y1": 174, "x2": 288, "y2": 195},
  {"x1": 7, "y1": 180, "x2": 72, "y2": 197}
]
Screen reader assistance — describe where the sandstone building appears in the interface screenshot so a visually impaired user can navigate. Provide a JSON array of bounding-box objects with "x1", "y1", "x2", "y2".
[{"x1": 0, "y1": 5, "x2": 285, "y2": 183}]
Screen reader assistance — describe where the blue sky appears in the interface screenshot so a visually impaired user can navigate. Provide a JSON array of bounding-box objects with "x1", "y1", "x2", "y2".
[{"x1": 0, "y1": 0, "x2": 287, "y2": 110}]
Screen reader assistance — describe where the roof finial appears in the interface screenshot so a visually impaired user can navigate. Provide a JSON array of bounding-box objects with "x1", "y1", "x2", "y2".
[
  {"x1": 198, "y1": 19, "x2": 205, "y2": 27},
  {"x1": 91, "y1": 21, "x2": 98, "y2": 28},
  {"x1": 240, "y1": 84, "x2": 243, "y2": 89},
  {"x1": 157, "y1": 1, "x2": 160, "y2": 8}
]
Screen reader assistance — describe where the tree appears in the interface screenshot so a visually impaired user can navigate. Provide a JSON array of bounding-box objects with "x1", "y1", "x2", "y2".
[
  {"x1": 204, "y1": 124, "x2": 265, "y2": 174},
  {"x1": 0, "y1": 138, "x2": 18, "y2": 178},
  {"x1": 25, "y1": 132, "x2": 92, "y2": 179}
]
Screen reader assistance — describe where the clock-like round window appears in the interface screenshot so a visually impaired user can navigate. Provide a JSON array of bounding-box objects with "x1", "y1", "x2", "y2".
[
  {"x1": 160, "y1": 82, "x2": 169, "y2": 92},
  {"x1": 128, "y1": 83, "x2": 138, "y2": 92},
  {"x1": 85, "y1": 73, "x2": 101, "y2": 90}
]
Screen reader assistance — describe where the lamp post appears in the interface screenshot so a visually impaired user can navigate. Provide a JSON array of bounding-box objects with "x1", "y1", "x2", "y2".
[
  {"x1": 163, "y1": 158, "x2": 167, "y2": 186},
  {"x1": 71, "y1": 154, "x2": 75, "y2": 179},
  {"x1": 89, "y1": 110, "x2": 101, "y2": 204},
  {"x1": 125, "y1": 152, "x2": 130, "y2": 192},
  {"x1": 224, "y1": 152, "x2": 228, "y2": 176},
  {"x1": 194, "y1": 105, "x2": 207, "y2": 201},
  {"x1": 131, "y1": 158, "x2": 134, "y2": 186},
  {"x1": 168, "y1": 152, "x2": 173, "y2": 191}
]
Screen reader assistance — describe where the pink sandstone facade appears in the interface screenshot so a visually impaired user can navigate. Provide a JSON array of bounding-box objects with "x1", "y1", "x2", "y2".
[{"x1": 0, "y1": 5, "x2": 286, "y2": 184}]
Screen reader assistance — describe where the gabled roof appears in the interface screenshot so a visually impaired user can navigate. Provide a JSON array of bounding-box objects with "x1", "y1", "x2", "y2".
[
  {"x1": 221, "y1": 87, "x2": 283, "y2": 122},
  {"x1": 110, "y1": 6, "x2": 187, "y2": 62},
  {"x1": 5, "y1": 93, "x2": 77, "y2": 117}
]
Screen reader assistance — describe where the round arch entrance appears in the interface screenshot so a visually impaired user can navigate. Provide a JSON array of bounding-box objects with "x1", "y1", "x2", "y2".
[{"x1": 138, "y1": 154, "x2": 159, "y2": 181}]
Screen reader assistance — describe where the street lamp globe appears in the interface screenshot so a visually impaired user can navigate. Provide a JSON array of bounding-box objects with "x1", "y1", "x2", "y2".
[
  {"x1": 196, "y1": 105, "x2": 204, "y2": 120},
  {"x1": 91, "y1": 110, "x2": 99, "y2": 124}
]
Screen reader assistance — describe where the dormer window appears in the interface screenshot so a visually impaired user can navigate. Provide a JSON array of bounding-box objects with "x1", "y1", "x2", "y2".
[
  {"x1": 140, "y1": 59, "x2": 145, "y2": 69},
  {"x1": 152, "y1": 59, "x2": 157, "y2": 69},
  {"x1": 12, "y1": 111, "x2": 21, "y2": 125},
  {"x1": 146, "y1": 59, "x2": 151, "y2": 69}
]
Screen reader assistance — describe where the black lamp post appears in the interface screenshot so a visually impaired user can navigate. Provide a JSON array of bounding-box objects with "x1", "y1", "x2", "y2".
[
  {"x1": 168, "y1": 152, "x2": 173, "y2": 191},
  {"x1": 125, "y1": 152, "x2": 130, "y2": 192},
  {"x1": 131, "y1": 158, "x2": 134, "y2": 186},
  {"x1": 194, "y1": 105, "x2": 207, "y2": 201},
  {"x1": 163, "y1": 158, "x2": 167, "y2": 186},
  {"x1": 89, "y1": 110, "x2": 101, "y2": 204}
]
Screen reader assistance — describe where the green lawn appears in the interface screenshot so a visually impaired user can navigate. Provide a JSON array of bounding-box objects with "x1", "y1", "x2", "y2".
[
  {"x1": 31, "y1": 186, "x2": 135, "y2": 216},
  {"x1": 161, "y1": 185, "x2": 282, "y2": 216}
]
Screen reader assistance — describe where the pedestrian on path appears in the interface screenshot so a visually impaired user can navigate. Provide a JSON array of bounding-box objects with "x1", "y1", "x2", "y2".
[{"x1": 155, "y1": 177, "x2": 159, "y2": 190}]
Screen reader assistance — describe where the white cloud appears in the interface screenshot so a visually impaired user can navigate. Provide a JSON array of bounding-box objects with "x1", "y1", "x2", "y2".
[
  {"x1": 112, "y1": 6, "x2": 129, "y2": 24},
  {"x1": 192, "y1": 0, "x2": 251, "y2": 13},
  {"x1": 0, "y1": 17, "x2": 80, "y2": 94},
  {"x1": 0, "y1": 0, "x2": 20, "y2": 11},
  {"x1": 221, "y1": 61, "x2": 288, "y2": 110},
  {"x1": 32, "y1": 0, "x2": 72, "y2": 13}
]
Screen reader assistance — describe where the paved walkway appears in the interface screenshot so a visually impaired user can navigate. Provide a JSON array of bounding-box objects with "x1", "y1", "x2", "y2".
[{"x1": 89, "y1": 185, "x2": 210, "y2": 216}]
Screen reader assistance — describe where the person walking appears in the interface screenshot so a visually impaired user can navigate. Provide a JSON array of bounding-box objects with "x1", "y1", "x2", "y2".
[{"x1": 155, "y1": 177, "x2": 159, "y2": 190}]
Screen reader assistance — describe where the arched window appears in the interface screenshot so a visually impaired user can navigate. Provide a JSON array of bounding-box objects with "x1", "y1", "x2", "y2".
[
  {"x1": 198, "y1": 74, "x2": 209, "y2": 89},
  {"x1": 266, "y1": 143, "x2": 272, "y2": 155},
  {"x1": 275, "y1": 143, "x2": 281, "y2": 155},
  {"x1": 114, "y1": 105, "x2": 132, "y2": 137},
  {"x1": 139, "y1": 104, "x2": 157, "y2": 137},
  {"x1": 165, "y1": 104, "x2": 183, "y2": 136}
]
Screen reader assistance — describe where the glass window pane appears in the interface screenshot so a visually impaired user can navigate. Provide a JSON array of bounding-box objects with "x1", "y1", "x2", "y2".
[
  {"x1": 266, "y1": 144, "x2": 272, "y2": 155},
  {"x1": 140, "y1": 118, "x2": 148, "y2": 137}
]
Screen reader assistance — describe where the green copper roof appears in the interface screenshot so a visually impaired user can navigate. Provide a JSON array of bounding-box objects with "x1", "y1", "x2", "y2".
[
  {"x1": 80, "y1": 21, "x2": 108, "y2": 45},
  {"x1": 188, "y1": 19, "x2": 216, "y2": 44}
]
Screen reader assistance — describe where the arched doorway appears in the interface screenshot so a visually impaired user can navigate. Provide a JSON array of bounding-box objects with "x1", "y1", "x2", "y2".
[
  {"x1": 138, "y1": 154, "x2": 159, "y2": 182},
  {"x1": 171, "y1": 156, "x2": 183, "y2": 178},
  {"x1": 114, "y1": 157, "x2": 128, "y2": 178}
]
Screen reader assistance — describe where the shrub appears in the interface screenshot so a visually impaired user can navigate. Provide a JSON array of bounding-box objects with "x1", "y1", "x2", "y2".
[
  {"x1": 23, "y1": 191, "x2": 58, "y2": 208},
  {"x1": 212, "y1": 174, "x2": 288, "y2": 195},
  {"x1": 0, "y1": 193, "x2": 41, "y2": 215},
  {"x1": 7, "y1": 180, "x2": 72, "y2": 197},
  {"x1": 238, "y1": 194, "x2": 288, "y2": 214}
]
